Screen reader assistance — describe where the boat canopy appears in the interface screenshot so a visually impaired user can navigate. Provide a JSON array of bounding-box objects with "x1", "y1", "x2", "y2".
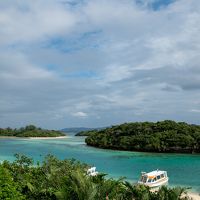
[{"x1": 145, "y1": 170, "x2": 167, "y2": 177}]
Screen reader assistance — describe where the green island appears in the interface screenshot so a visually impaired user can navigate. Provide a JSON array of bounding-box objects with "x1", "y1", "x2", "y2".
[
  {"x1": 76, "y1": 130, "x2": 98, "y2": 136},
  {"x1": 83, "y1": 120, "x2": 200, "y2": 153},
  {"x1": 0, "y1": 154, "x2": 191, "y2": 200},
  {"x1": 0, "y1": 125, "x2": 65, "y2": 137}
]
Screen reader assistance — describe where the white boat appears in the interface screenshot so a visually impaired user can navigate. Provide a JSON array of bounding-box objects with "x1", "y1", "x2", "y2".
[
  {"x1": 87, "y1": 167, "x2": 98, "y2": 176},
  {"x1": 138, "y1": 170, "x2": 168, "y2": 188}
]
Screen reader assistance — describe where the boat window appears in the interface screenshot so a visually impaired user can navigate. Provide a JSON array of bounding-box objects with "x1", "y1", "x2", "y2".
[
  {"x1": 161, "y1": 174, "x2": 164, "y2": 178},
  {"x1": 157, "y1": 175, "x2": 161, "y2": 180},
  {"x1": 148, "y1": 178, "x2": 152, "y2": 183},
  {"x1": 140, "y1": 176, "x2": 147, "y2": 183},
  {"x1": 153, "y1": 178, "x2": 156, "y2": 182}
]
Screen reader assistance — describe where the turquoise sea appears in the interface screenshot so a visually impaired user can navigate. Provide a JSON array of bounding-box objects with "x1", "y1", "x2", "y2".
[{"x1": 0, "y1": 135, "x2": 200, "y2": 192}]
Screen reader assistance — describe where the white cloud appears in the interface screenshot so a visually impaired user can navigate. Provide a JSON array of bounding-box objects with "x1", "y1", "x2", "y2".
[
  {"x1": 0, "y1": 0, "x2": 78, "y2": 45},
  {"x1": 190, "y1": 109, "x2": 200, "y2": 113},
  {"x1": 0, "y1": 51, "x2": 54, "y2": 81},
  {"x1": 99, "y1": 65, "x2": 133, "y2": 85},
  {"x1": 1, "y1": 0, "x2": 200, "y2": 128},
  {"x1": 72, "y1": 111, "x2": 88, "y2": 118}
]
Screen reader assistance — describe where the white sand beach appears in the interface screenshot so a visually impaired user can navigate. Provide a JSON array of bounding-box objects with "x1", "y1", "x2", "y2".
[
  {"x1": 187, "y1": 192, "x2": 200, "y2": 200},
  {"x1": 26, "y1": 136, "x2": 68, "y2": 140},
  {"x1": 0, "y1": 136, "x2": 18, "y2": 139},
  {"x1": 151, "y1": 188, "x2": 200, "y2": 200},
  {"x1": 0, "y1": 136, "x2": 68, "y2": 140}
]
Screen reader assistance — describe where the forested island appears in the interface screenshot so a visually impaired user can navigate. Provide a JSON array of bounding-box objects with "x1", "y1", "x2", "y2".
[
  {"x1": 76, "y1": 130, "x2": 98, "y2": 136},
  {"x1": 0, "y1": 125, "x2": 65, "y2": 137},
  {"x1": 75, "y1": 127, "x2": 108, "y2": 135},
  {"x1": 0, "y1": 154, "x2": 191, "y2": 200},
  {"x1": 84, "y1": 120, "x2": 200, "y2": 153}
]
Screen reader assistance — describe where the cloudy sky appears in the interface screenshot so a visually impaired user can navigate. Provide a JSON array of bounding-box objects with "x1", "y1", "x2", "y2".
[{"x1": 0, "y1": 0, "x2": 200, "y2": 129}]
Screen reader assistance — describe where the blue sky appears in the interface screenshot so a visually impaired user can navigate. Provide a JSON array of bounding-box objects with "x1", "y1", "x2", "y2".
[{"x1": 0, "y1": 0, "x2": 200, "y2": 129}]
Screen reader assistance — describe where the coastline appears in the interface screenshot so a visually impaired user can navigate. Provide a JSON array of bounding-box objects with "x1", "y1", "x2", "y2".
[
  {"x1": 26, "y1": 136, "x2": 68, "y2": 140},
  {"x1": 0, "y1": 136, "x2": 68, "y2": 139},
  {"x1": 151, "y1": 188, "x2": 200, "y2": 200},
  {"x1": 187, "y1": 192, "x2": 200, "y2": 200},
  {"x1": 0, "y1": 136, "x2": 18, "y2": 139}
]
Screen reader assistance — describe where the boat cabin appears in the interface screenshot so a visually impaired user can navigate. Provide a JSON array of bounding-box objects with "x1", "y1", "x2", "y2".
[{"x1": 138, "y1": 170, "x2": 168, "y2": 187}]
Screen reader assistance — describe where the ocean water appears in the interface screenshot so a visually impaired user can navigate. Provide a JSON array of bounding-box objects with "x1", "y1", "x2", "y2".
[{"x1": 0, "y1": 136, "x2": 200, "y2": 192}]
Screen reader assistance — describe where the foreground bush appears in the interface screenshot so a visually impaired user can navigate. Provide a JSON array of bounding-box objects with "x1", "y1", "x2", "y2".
[{"x1": 0, "y1": 154, "x2": 190, "y2": 200}]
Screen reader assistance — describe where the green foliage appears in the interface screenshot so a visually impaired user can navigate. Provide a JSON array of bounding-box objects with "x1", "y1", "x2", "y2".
[
  {"x1": 151, "y1": 186, "x2": 189, "y2": 200},
  {"x1": 0, "y1": 166, "x2": 25, "y2": 200},
  {"x1": 75, "y1": 130, "x2": 97, "y2": 136},
  {"x1": 0, "y1": 125, "x2": 65, "y2": 137},
  {"x1": 56, "y1": 169, "x2": 98, "y2": 200},
  {"x1": 0, "y1": 154, "x2": 191, "y2": 200},
  {"x1": 124, "y1": 183, "x2": 152, "y2": 200},
  {"x1": 85, "y1": 120, "x2": 200, "y2": 153}
]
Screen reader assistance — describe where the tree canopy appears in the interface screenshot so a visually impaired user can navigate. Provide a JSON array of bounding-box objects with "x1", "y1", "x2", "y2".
[
  {"x1": 85, "y1": 120, "x2": 200, "y2": 153},
  {"x1": 0, "y1": 154, "x2": 190, "y2": 200},
  {"x1": 0, "y1": 125, "x2": 65, "y2": 137}
]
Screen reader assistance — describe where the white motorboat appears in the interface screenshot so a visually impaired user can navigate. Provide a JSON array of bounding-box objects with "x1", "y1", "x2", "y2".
[
  {"x1": 138, "y1": 170, "x2": 168, "y2": 188},
  {"x1": 87, "y1": 167, "x2": 98, "y2": 176}
]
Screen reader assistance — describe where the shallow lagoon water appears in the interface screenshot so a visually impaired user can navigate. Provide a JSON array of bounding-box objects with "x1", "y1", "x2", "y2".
[{"x1": 0, "y1": 136, "x2": 200, "y2": 192}]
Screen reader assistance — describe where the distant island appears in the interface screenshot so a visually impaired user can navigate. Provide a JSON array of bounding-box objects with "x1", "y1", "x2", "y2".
[
  {"x1": 75, "y1": 127, "x2": 109, "y2": 136},
  {"x1": 83, "y1": 120, "x2": 200, "y2": 153},
  {"x1": 62, "y1": 127, "x2": 107, "y2": 134},
  {"x1": 61, "y1": 127, "x2": 96, "y2": 134},
  {"x1": 75, "y1": 130, "x2": 98, "y2": 136},
  {"x1": 0, "y1": 125, "x2": 65, "y2": 137}
]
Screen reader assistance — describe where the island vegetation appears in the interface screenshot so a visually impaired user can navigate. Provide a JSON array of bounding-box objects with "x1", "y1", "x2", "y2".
[
  {"x1": 76, "y1": 130, "x2": 98, "y2": 136},
  {"x1": 85, "y1": 120, "x2": 200, "y2": 153},
  {"x1": 62, "y1": 127, "x2": 97, "y2": 134},
  {"x1": 0, "y1": 154, "x2": 190, "y2": 200},
  {"x1": 75, "y1": 127, "x2": 108, "y2": 136},
  {"x1": 0, "y1": 125, "x2": 65, "y2": 137}
]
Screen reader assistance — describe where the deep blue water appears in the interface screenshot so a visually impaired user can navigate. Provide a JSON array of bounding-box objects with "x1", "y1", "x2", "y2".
[{"x1": 0, "y1": 136, "x2": 200, "y2": 192}]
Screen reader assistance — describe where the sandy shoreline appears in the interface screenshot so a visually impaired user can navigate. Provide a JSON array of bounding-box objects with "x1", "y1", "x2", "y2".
[
  {"x1": 0, "y1": 136, "x2": 19, "y2": 139},
  {"x1": 187, "y1": 192, "x2": 200, "y2": 200},
  {"x1": 151, "y1": 188, "x2": 200, "y2": 200},
  {"x1": 0, "y1": 136, "x2": 68, "y2": 140},
  {"x1": 27, "y1": 136, "x2": 68, "y2": 140}
]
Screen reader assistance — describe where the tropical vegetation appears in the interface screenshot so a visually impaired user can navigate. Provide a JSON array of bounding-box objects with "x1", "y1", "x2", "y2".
[
  {"x1": 0, "y1": 154, "x2": 190, "y2": 200},
  {"x1": 85, "y1": 120, "x2": 200, "y2": 153},
  {"x1": 76, "y1": 130, "x2": 98, "y2": 136},
  {"x1": 0, "y1": 125, "x2": 65, "y2": 137}
]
